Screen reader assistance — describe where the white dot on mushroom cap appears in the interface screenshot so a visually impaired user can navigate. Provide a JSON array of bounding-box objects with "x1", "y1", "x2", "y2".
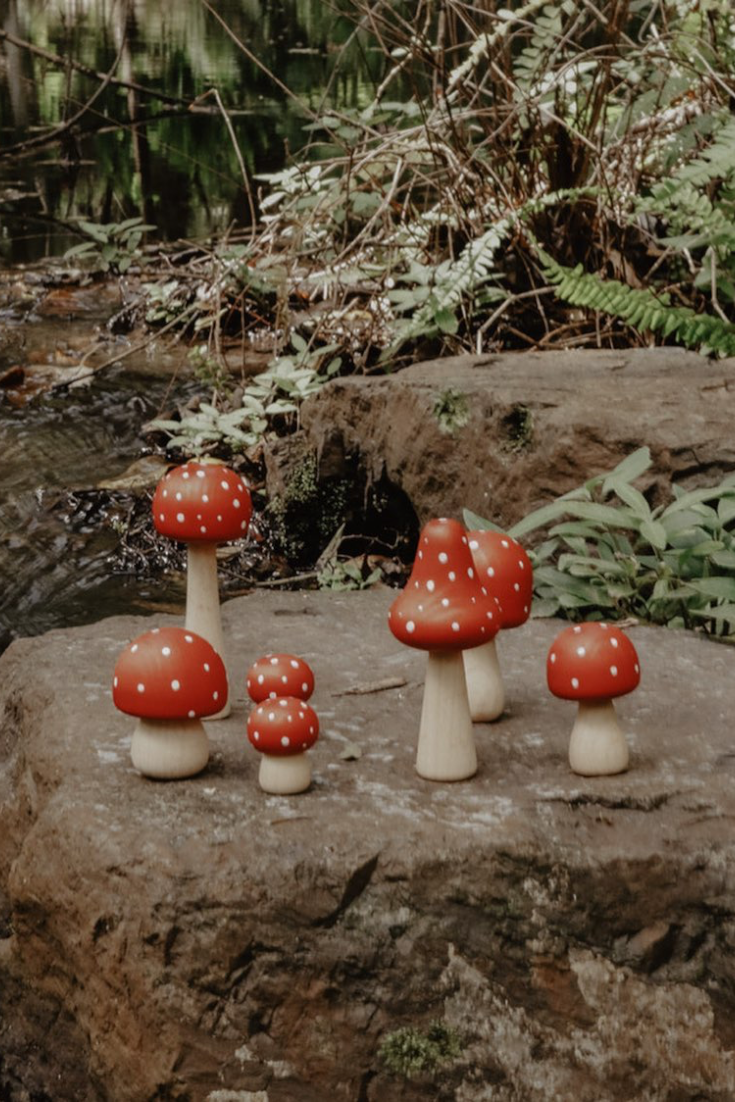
[
  {"x1": 204, "y1": 663, "x2": 210, "y2": 672},
  {"x1": 452, "y1": 622, "x2": 460, "y2": 632},
  {"x1": 217, "y1": 515, "x2": 223, "y2": 522},
  {"x1": 177, "y1": 513, "x2": 185, "y2": 523},
  {"x1": 611, "y1": 638, "x2": 619, "y2": 648},
  {"x1": 610, "y1": 666, "x2": 618, "y2": 676},
  {"x1": 513, "y1": 582, "x2": 520, "y2": 591},
  {"x1": 427, "y1": 580, "x2": 435, "y2": 592},
  {"x1": 113, "y1": 676, "x2": 118, "y2": 688},
  {"x1": 439, "y1": 552, "x2": 448, "y2": 564},
  {"x1": 487, "y1": 566, "x2": 495, "y2": 578},
  {"x1": 188, "y1": 710, "x2": 195, "y2": 718},
  {"x1": 202, "y1": 494, "x2": 209, "y2": 503},
  {"x1": 213, "y1": 692, "x2": 219, "y2": 701},
  {"x1": 257, "y1": 673, "x2": 265, "y2": 684},
  {"x1": 281, "y1": 675, "x2": 288, "y2": 683},
  {"x1": 418, "y1": 604, "x2": 424, "y2": 612},
  {"x1": 414, "y1": 581, "x2": 420, "y2": 589},
  {"x1": 268, "y1": 691, "x2": 276, "y2": 699},
  {"x1": 131, "y1": 644, "x2": 138, "y2": 653},
  {"x1": 162, "y1": 489, "x2": 168, "y2": 498},
  {"x1": 200, "y1": 526, "x2": 208, "y2": 534},
  {"x1": 550, "y1": 653, "x2": 556, "y2": 663},
  {"x1": 418, "y1": 550, "x2": 423, "y2": 560},
  {"x1": 185, "y1": 635, "x2": 193, "y2": 643},
  {"x1": 461, "y1": 535, "x2": 467, "y2": 545},
  {"x1": 519, "y1": 560, "x2": 525, "y2": 569},
  {"x1": 600, "y1": 623, "x2": 608, "y2": 629},
  {"x1": 524, "y1": 605, "x2": 529, "y2": 613},
  {"x1": 573, "y1": 626, "x2": 582, "y2": 633},
  {"x1": 281, "y1": 736, "x2": 290, "y2": 747},
  {"x1": 196, "y1": 470, "x2": 205, "y2": 478},
  {"x1": 159, "y1": 513, "x2": 165, "y2": 522},
  {"x1": 576, "y1": 646, "x2": 586, "y2": 657},
  {"x1": 182, "y1": 471, "x2": 190, "y2": 479},
  {"x1": 220, "y1": 480, "x2": 230, "y2": 490},
  {"x1": 469, "y1": 539, "x2": 479, "y2": 551},
  {"x1": 635, "y1": 663, "x2": 640, "y2": 673},
  {"x1": 175, "y1": 492, "x2": 183, "y2": 501},
  {"x1": 487, "y1": 611, "x2": 494, "y2": 620},
  {"x1": 571, "y1": 677, "x2": 579, "y2": 688},
  {"x1": 468, "y1": 567, "x2": 474, "y2": 579},
  {"x1": 290, "y1": 660, "x2": 299, "y2": 669},
  {"x1": 162, "y1": 647, "x2": 171, "y2": 656},
  {"x1": 501, "y1": 539, "x2": 509, "y2": 548},
  {"x1": 302, "y1": 681, "x2": 309, "y2": 692},
  {"x1": 406, "y1": 621, "x2": 416, "y2": 633},
  {"x1": 269, "y1": 712, "x2": 276, "y2": 721},
  {"x1": 253, "y1": 730, "x2": 260, "y2": 741},
  {"x1": 137, "y1": 683, "x2": 145, "y2": 693},
  {"x1": 287, "y1": 714, "x2": 293, "y2": 722},
  {"x1": 268, "y1": 657, "x2": 278, "y2": 665},
  {"x1": 241, "y1": 521, "x2": 247, "y2": 530},
  {"x1": 171, "y1": 680, "x2": 180, "y2": 691},
  {"x1": 442, "y1": 598, "x2": 450, "y2": 607}
]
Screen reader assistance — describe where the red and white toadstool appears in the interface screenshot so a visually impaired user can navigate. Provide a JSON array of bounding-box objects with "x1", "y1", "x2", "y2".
[
  {"x1": 388, "y1": 516, "x2": 501, "y2": 781},
  {"x1": 547, "y1": 621, "x2": 641, "y2": 776},
  {"x1": 464, "y1": 529, "x2": 533, "y2": 721},
  {"x1": 112, "y1": 625, "x2": 228, "y2": 779},
  {"x1": 247, "y1": 695, "x2": 320, "y2": 794},
  {"x1": 152, "y1": 460, "x2": 252, "y2": 717},
  {"x1": 246, "y1": 653, "x2": 315, "y2": 704}
]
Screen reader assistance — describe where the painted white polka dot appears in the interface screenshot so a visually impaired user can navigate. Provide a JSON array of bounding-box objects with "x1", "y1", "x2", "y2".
[
  {"x1": 573, "y1": 626, "x2": 582, "y2": 634},
  {"x1": 281, "y1": 736, "x2": 290, "y2": 747},
  {"x1": 257, "y1": 673, "x2": 265, "y2": 684},
  {"x1": 487, "y1": 566, "x2": 495, "y2": 578},
  {"x1": 469, "y1": 539, "x2": 479, "y2": 551},
  {"x1": 137, "y1": 683, "x2": 145, "y2": 693},
  {"x1": 438, "y1": 552, "x2": 448, "y2": 564},
  {"x1": 177, "y1": 512, "x2": 185, "y2": 523},
  {"x1": 448, "y1": 571, "x2": 456, "y2": 581},
  {"x1": 233, "y1": 499, "x2": 241, "y2": 509},
  {"x1": 427, "y1": 580, "x2": 435, "y2": 592},
  {"x1": 175, "y1": 491, "x2": 182, "y2": 500},
  {"x1": 220, "y1": 480, "x2": 230, "y2": 490},
  {"x1": 253, "y1": 730, "x2": 260, "y2": 741},
  {"x1": 203, "y1": 663, "x2": 210, "y2": 672},
  {"x1": 634, "y1": 664, "x2": 640, "y2": 673},
  {"x1": 611, "y1": 638, "x2": 619, "y2": 648},
  {"x1": 513, "y1": 582, "x2": 520, "y2": 591},
  {"x1": 501, "y1": 539, "x2": 509, "y2": 548},
  {"x1": 518, "y1": 560, "x2": 525, "y2": 569},
  {"x1": 406, "y1": 621, "x2": 416, "y2": 633},
  {"x1": 113, "y1": 676, "x2": 118, "y2": 688},
  {"x1": 550, "y1": 652, "x2": 556, "y2": 663},
  {"x1": 185, "y1": 635, "x2": 193, "y2": 643},
  {"x1": 576, "y1": 646, "x2": 586, "y2": 656},
  {"x1": 442, "y1": 598, "x2": 450, "y2": 607},
  {"x1": 302, "y1": 682, "x2": 309, "y2": 692},
  {"x1": 162, "y1": 490, "x2": 168, "y2": 498},
  {"x1": 268, "y1": 691, "x2": 276, "y2": 699},
  {"x1": 281, "y1": 674, "x2": 288, "y2": 683},
  {"x1": 468, "y1": 567, "x2": 474, "y2": 579},
  {"x1": 213, "y1": 691, "x2": 219, "y2": 701},
  {"x1": 451, "y1": 621, "x2": 460, "y2": 632},
  {"x1": 162, "y1": 647, "x2": 171, "y2": 656},
  {"x1": 159, "y1": 513, "x2": 165, "y2": 522},
  {"x1": 290, "y1": 660, "x2": 299, "y2": 668},
  {"x1": 131, "y1": 644, "x2": 138, "y2": 653},
  {"x1": 202, "y1": 494, "x2": 209, "y2": 503},
  {"x1": 241, "y1": 521, "x2": 248, "y2": 529},
  {"x1": 571, "y1": 677, "x2": 579, "y2": 689},
  {"x1": 171, "y1": 680, "x2": 180, "y2": 691},
  {"x1": 200, "y1": 526, "x2": 207, "y2": 534},
  {"x1": 269, "y1": 711, "x2": 276, "y2": 720},
  {"x1": 182, "y1": 471, "x2": 190, "y2": 480},
  {"x1": 196, "y1": 470, "x2": 205, "y2": 478},
  {"x1": 610, "y1": 666, "x2": 618, "y2": 676},
  {"x1": 217, "y1": 514, "x2": 223, "y2": 522},
  {"x1": 188, "y1": 710, "x2": 196, "y2": 718}
]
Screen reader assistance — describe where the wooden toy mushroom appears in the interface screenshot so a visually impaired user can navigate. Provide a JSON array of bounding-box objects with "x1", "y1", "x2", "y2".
[
  {"x1": 246, "y1": 653, "x2": 315, "y2": 703},
  {"x1": 464, "y1": 529, "x2": 533, "y2": 721},
  {"x1": 388, "y1": 516, "x2": 501, "y2": 782},
  {"x1": 112, "y1": 625, "x2": 227, "y2": 779},
  {"x1": 247, "y1": 696, "x2": 320, "y2": 794},
  {"x1": 547, "y1": 621, "x2": 640, "y2": 776},
  {"x1": 152, "y1": 460, "x2": 252, "y2": 718}
]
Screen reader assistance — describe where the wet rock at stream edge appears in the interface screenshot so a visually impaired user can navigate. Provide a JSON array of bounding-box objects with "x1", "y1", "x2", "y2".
[{"x1": 2, "y1": 588, "x2": 735, "y2": 1100}]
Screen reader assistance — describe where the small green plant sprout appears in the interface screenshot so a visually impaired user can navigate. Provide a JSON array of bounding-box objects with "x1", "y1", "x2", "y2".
[
  {"x1": 433, "y1": 388, "x2": 470, "y2": 435},
  {"x1": 379, "y1": 1020, "x2": 463, "y2": 1080},
  {"x1": 317, "y1": 558, "x2": 383, "y2": 592},
  {"x1": 465, "y1": 447, "x2": 735, "y2": 637},
  {"x1": 64, "y1": 217, "x2": 156, "y2": 274}
]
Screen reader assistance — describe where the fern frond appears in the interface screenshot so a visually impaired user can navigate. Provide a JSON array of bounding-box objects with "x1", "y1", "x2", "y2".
[
  {"x1": 446, "y1": 0, "x2": 549, "y2": 93},
  {"x1": 535, "y1": 246, "x2": 735, "y2": 357},
  {"x1": 657, "y1": 114, "x2": 735, "y2": 193}
]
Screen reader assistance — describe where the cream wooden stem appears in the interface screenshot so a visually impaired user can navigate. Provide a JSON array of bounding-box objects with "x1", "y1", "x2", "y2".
[
  {"x1": 185, "y1": 542, "x2": 230, "y2": 719},
  {"x1": 463, "y1": 638, "x2": 505, "y2": 722},
  {"x1": 416, "y1": 650, "x2": 477, "y2": 781},
  {"x1": 258, "y1": 753, "x2": 312, "y2": 795},
  {"x1": 568, "y1": 699, "x2": 629, "y2": 776},
  {"x1": 130, "y1": 717, "x2": 210, "y2": 780}
]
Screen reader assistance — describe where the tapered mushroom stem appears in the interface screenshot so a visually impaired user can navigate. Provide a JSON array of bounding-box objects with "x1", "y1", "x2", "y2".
[
  {"x1": 568, "y1": 699, "x2": 629, "y2": 776},
  {"x1": 258, "y1": 753, "x2": 312, "y2": 795},
  {"x1": 130, "y1": 717, "x2": 210, "y2": 780},
  {"x1": 416, "y1": 650, "x2": 477, "y2": 781},
  {"x1": 186, "y1": 542, "x2": 230, "y2": 718},
  {"x1": 463, "y1": 639, "x2": 505, "y2": 722}
]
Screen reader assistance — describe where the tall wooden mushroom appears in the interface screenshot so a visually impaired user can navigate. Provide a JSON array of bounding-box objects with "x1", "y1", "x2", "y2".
[
  {"x1": 388, "y1": 517, "x2": 501, "y2": 781},
  {"x1": 464, "y1": 529, "x2": 533, "y2": 721},
  {"x1": 112, "y1": 625, "x2": 227, "y2": 779},
  {"x1": 547, "y1": 621, "x2": 640, "y2": 775},
  {"x1": 152, "y1": 460, "x2": 252, "y2": 718}
]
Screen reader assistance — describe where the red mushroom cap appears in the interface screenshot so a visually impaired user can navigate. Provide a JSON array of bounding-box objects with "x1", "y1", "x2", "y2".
[
  {"x1": 388, "y1": 517, "x2": 501, "y2": 651},
  {"x1": 152, "y1": 461, "x2": 252, "y2": 544},
  {"x1": 113, "y1": 626, "x2": 228, "y2": 719},
  {"x1": 247, "y1": 696, "x2": 319, "y2": 756},
  {"x1": 246, "y1": 653, "x2": 315, "y2": 703},
  {"x1": 547, "y1": 622, "x2": 640, "y2": 702},
  {"x1": 467, "y1": 529, "x2": 533, "y2": 629}
]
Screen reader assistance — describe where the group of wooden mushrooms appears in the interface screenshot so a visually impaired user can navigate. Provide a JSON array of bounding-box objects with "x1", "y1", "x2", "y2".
[
  {"x1": 388, "y1": 517, "x2": 641, "y2": 781},
  {"x1": 111, "y1": 462, "x2": 641, "y2": 793},
  {"x1": 112, "y1": 460, "x2": 319, "y2": 793}
]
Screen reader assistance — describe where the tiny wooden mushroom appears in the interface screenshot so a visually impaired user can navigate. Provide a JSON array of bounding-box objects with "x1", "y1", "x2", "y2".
[
  {"x1": 247, "y1": 696, "x2": 320, "y2": 794},
  {"x1": 464, "y1": 529, "x2": 533, "y2": 721},
  {"x1": 113, "y1": 626, "x2": 227, "y2": 779},
  {"x1": 246, "y1": 653, "x2": 315, "y2": 703},
  {"x1": 152, "y1": 460, "x2": 252, "y2": 718},
  {"x1": 547, "y1": 621, "x2": 640, "y2": 776},
  {"x1": 388, "y1": 516, "x2": 501, "y2": 782}
]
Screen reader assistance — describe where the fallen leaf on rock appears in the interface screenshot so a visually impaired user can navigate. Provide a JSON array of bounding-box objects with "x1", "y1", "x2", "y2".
[{"x1": 339, "y1": 742, "x2": 363, "y2": 760}]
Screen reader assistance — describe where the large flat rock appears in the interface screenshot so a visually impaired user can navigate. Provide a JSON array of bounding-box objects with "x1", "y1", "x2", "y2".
[
  {"x1": 2, "y1": 589, "x2": 735, "y2": 1099},
  {"x1": 274, "y1": 348, "x2": 735, "y2": 528}
]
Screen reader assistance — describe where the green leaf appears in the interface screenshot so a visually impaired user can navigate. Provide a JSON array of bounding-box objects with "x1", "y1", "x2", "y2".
[
  {"x1": 600, "y1": 446, "x2": 652, "y2": 489},
  {"x1": 686, "y1": 577, "x2": 735, "y2": 601},
  {"x1": 563, "y1": 501, "x2": 638, "y2": 529},
  {"x1": 509, "y1": 499, "x2": 580, "y2": 539},
  {"x1": 434, "y1": 307, "x2": 459, "y2": 334},
  {"x1": 640, "y1": 519, "x2": 668, "y2": 550},
  {"x1": 718, "y1": 496, "x2": 735, "y2": 525}
]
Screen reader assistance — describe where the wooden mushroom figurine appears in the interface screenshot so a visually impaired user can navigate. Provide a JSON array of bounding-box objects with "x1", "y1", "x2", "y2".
[
  {"x1": 464, "y1": 529, "x2": 533, "y2": 721},
  {"x1": 246, "y1": 653, "x2": 315, "y2": 704},
  {"x1": 247, "y1": 696, "x2": 320, "y2": 794},
  {"x1": 152, "y1": 460, "x2": 252, "y2": 718},
  {"x1": 112, "y1": 626, "x2": 227, "y2": 779},
  {"x1": 547, "y1": 621, "x2": 640, "y2": 776},
  {"x1": 388, "y1": 516, "x2": 501, "y2": 782}
]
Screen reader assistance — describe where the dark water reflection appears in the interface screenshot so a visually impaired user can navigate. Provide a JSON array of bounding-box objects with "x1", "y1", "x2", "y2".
[{"x1": 0, "y1": 0, "x2": 378, "y2": 262}]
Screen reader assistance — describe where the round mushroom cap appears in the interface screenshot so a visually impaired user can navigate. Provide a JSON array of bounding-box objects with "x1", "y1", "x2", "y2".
[
  {"x1": 246, "y1": 653, "x2": 315, "y2": 703},
  {"x1": 247, "y1": 696, "x2": 319, "y2": 756},
  {"x1": 152, "y1": 461, "x2": 252, "y2": 544},
  {"x1": 113, "y1": 626, "x2": 228, "y2": 719},
  {"x1": 467, "y1": 529, "x2": 533, "y2": 629},
  {"x1": 388, "y1": 517, "x2": 501, "y2": 651},
  {"x1": 547, "y1": 622, "x2": 640, "y2": 702}
]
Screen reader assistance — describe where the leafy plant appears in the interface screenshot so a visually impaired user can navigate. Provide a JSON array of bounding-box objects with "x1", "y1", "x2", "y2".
[
  {"x1": 433, "y1": 388, "x2": 470, "y2": 436},
  {"x1": 64, "y1": 217, "x2": 155, "y2": 274},
  {"x1": 379, "y1": 1021, "x2": 463, "y2": 1079},
  {"x1": 317, "y1": 558, "x2": 383, "y2": 591},
  {"x1": 465, "y1": 447, "x2": 735, "y2": 637}
]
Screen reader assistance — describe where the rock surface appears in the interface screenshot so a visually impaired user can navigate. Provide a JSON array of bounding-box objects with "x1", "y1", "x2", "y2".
[
  {"x1": 2, "y1": 589, "x2": 735, "y2": 1100},
  {"x1": 267, "y1": 347, "x2": 735, "y2": 530}
]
